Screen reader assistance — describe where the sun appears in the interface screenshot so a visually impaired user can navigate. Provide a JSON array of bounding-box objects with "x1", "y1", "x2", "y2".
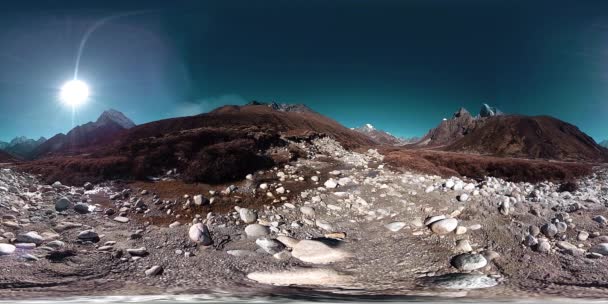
[{"x1": 60, "y1": 79, "x2": 90, "y2": 107}]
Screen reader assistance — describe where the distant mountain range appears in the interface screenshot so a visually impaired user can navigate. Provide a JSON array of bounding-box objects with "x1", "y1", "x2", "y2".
[
  {"x1": 600, "y1": 140, "x2": 608, "y2": 148},
  {"x1": 0, "y1": 136, "x2": 47, "y2": 159},
  {"x1": 353, "y1": 124, "x2": 418, "y2": 146}
]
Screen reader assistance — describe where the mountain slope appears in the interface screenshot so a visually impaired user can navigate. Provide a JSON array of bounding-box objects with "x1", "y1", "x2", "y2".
[
  {"x1": 0, "y1": 150, "x2": 16, "y2": 163},
  {"x1": 24, "y1": 103, "x2": 375, "y2": 185},
  {"x1": 414, "y1": 107, "x2": 477, "y2": 147},
  {"x1": 33, "y1": 109, "x2": 135, "y2": 158},
  {"x1": 600, "y1": 140, "x2": 608, "y2": 148},
  {"x1": 444, "y1": 115, "x2": 607, "y2": 162}
]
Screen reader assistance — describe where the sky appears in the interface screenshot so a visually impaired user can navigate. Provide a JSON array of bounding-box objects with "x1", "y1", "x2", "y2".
[{"x1": 0, "y1": 0, "x2": 608, "y2": 142}]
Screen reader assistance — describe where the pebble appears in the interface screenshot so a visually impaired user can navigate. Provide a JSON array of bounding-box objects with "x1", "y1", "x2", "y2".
[
  {"x1": 577, "y1": 231, "x2": 589, "y2": 241},
  {"x1": 315, "y1": 219, "x2": 334, "y2": 232},
  {"x1": 458, "y1": 194, "x2": 469, "y2": 202}
]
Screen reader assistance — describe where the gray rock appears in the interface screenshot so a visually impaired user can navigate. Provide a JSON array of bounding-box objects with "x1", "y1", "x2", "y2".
[
  {"x1": 300, "y1": 206, "x2": 315, "y2": 217},
  {"x1": 256, "y1": 237, "x2": 285, "y2": 254},
  {"x1": 145, "y1": 265, "x2": 163, "y2": 276},
  {"x1": 127, "y1": 247, "x2": 148, "y2": 256},
  {"x1": 593, "y1": 215, "x2": 607, "y2": 225},
  {"x1": 239, "y1": 208, "x2": 257, "y2": 224},
  {"x1": 245, "y1": 224, "x2": 270, "y2": 238},
  {"x1": 590, "y1": 243, "x2": 608, "y2": 256},
  {"x1": 577, "y1": 231, "x2": 589, "y2": 241},
  {"x1": 426, "y1": 273, "x2": 498, "y2": 289},
  {"x1": 451, "y1": 253, "x2": 488, "y2": 271},
  {"x1": 55, "y1": 197, "x2": 71, "y2": 212},
  {"x1": 556, "y1": 222, "x2": 568, "y2": 233},
  {"x1": 541, "y1": 223, "x2": 558, "y2": 238},
  {"x1": 16, "y1": 231, "x2": 44, "y2": 245},
  {"x1": 556, "y1": 241, "x2": 584, "y2": 256},
  {"x1": 536, "y1": 240, "x2": 551, "y2": 253},
  {"x1": 77, "y1": 230, "x2": 100, "y2": 242},
  {"x1": 74, "y1": 203, "x2": 91, "y2": 214},
  {"x1": 523, "y1": 235, "x2": 538, "y2": 247},
  {"x1": 83, "y1": 182, "x2": 94, "y2": 190},
  {"x1": 193, "y1": 195, "x2": 208, "y2": 206},
  {"x1": 189, "y1": 223, "x2": 212, "y2": 246}
]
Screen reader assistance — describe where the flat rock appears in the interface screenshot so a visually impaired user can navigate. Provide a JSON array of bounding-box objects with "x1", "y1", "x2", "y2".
[
  {"x1": 113, "y1": 216, "x2": 129, "y2": 223},
  {"x1": 16, "y1": 231, "x2": 44, "y2": 245},
  {"x1": 256, "y1": 237, "x2": 285, "y2": 254},
  {"x1": 425, "y1": 273, "x2": 498, "y2": 289},
  {"x1": 291, "y1": 240, "x2": 351, "y2": 264},
  {"x1": 247, "y1": 268, "x2": 352, "y2": 286},
  {"x1": 384, "y1": 222, "x2": 407, "y2": 232}
]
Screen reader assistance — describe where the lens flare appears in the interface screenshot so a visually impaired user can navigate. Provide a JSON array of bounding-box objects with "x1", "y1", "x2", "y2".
[{"x1": 60, "y1": 79, "x2": 89, "y2": 107}]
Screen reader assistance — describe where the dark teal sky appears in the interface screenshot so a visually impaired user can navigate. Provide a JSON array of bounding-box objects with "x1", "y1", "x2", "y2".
[{"x1": 0, "y1": 0, "x2": 607, "y2": 142}]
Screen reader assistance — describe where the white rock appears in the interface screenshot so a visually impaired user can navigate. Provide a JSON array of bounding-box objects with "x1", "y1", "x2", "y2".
[
  {"x1": 0, "y1": 244, "x2": 16, "y2": 255},
  {"x1": 247, "y1": 268, "x2": 352, "y2": 286},
  {"x1": 245, "y1": 224, "x2": 270, "y2": 238},
  {"x1": 324, "y1": 179, "x2": 338, "y2": 189},
  {"x1": 384, "y1": 222, "x2": 407, "y2": 232},
  {"x1": 239, "y1": 208, "x2": 257, "y2": 224},
  {"x1": 188, "y1": 223, "x2": 212, "y2": 246},
  {"x1": 430, "y1": 218, "x2": 458, "y2": 235}
]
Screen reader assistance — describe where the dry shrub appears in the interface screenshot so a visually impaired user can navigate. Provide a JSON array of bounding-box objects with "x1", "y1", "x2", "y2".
[{"x1": 382, "y1": 148, "x2": 593, "y2": 183}]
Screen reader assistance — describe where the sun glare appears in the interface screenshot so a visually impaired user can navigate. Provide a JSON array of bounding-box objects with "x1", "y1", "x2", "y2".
[{"x1": 60, "y1": 79, "x2": 89, "y2": 107}]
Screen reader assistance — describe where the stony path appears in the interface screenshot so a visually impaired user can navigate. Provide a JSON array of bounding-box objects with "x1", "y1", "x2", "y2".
[{"x1": 1, "y1": 138, "x2": 608, "y2": 299}]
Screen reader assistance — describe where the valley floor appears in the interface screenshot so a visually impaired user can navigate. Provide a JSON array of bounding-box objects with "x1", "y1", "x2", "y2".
[{"x1": 1, "y1": 138, "x2": 608, "y2": 300}]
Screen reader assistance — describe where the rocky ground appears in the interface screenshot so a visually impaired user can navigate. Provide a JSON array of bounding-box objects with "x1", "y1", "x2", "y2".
[{"x1": 1, "y1": 137, "x2": 608, "y2": 300}]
